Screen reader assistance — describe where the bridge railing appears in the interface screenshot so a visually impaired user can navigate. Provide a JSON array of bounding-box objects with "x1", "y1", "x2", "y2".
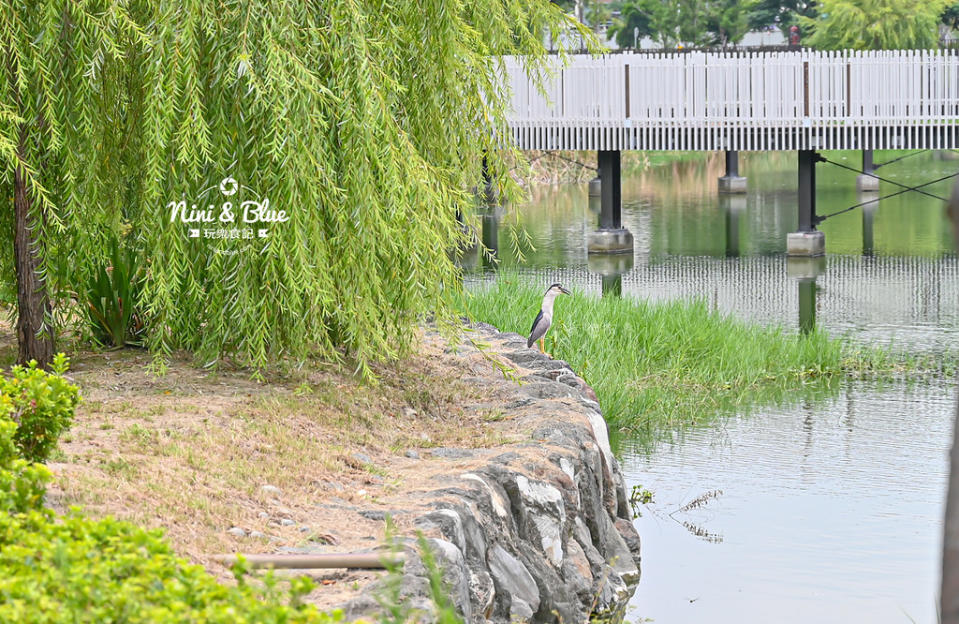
[{"x1": 503, "y1": 50, "x2": 959, "y2": 151}]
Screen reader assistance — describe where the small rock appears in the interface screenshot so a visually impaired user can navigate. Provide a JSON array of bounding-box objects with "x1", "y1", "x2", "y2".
[
  {"x1": 505, "y1": 398, "x2": 534, "y2": 410},
  {"x1": 260, "y1": 485, "x2": 282, "y2": 497},
  {"x1": 490, "y1": 451, "x2": 521, "y2": 465},
  {"x1": 358, "y1": 510, "x2": 386, "y2": 521},
  {"x1": 405, "y1": 450, "x2": 420, "y2": 459},
  {"x1": 431, "y1": 447, "x2": 474, "y2": 459},
  {"x1": 249, "y1": 530, "x2": 267, "y2": 539},
  {"x1": 403, "y1": 407, "x2": 417, "y2": 418},
  {"x1": 227, "y1": 527, "x2": 247, "y2": 537},
  {"x1": 299, "y1": 526, "x2": 311, "y2": 533},
  {"x1": 257, "y1": 511, "x2": 269, "y2": 520},
  {"x1": 279, "y1": 518, "x2": 295, "y2": 527},
  {"x1": 352, "y1": 452, "x2": 372, "y2": 465}
]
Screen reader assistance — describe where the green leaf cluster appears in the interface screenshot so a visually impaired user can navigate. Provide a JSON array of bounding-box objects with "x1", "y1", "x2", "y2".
[
  {"x1": 0, "y1": 1, "x2": 587, "y2": 372},
  {"x1": 0, "y1": 510, "x2": 337, "y2": 623},
  {"x1": 610, "y1": 0, "x2": 757, "y2": 49},
  {"x1": 0, "y1": 353, "x2": 80, "y2": 463},
  {"x1": 0, "y1": 419, "x2": 52, "y2": 514},
  {"x1": 802, "y1": 0, "x2": 951, "y2": 49},
  {"x1": 83, "y1": 237, "x2": 145, "y2": 349},
  {"x1": 747, "y1": 0, "x2": 817, "y2": 38}
]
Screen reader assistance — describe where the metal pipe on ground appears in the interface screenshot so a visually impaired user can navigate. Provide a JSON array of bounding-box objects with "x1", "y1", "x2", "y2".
[{"x1": 211, "y1": 552, "x2": 404, "y2": 569}]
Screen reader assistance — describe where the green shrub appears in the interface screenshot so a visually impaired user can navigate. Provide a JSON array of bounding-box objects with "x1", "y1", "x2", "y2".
[
  {"x1": 0, "y1": 510, "x2": 335, "y2": 624},
  {"x1": 1, "y1": 353, "x2": 80, "y2": 463},
  {"x1": 0, "y1": 419, "x2": 52, "y2": 514}
]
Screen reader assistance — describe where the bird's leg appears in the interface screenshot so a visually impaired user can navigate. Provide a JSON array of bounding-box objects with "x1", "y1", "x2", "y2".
[{"x1": 540, "y1": 338, "x2": 551, "y2": 358}]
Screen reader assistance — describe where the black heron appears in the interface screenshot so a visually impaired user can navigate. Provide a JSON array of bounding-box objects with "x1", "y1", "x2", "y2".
[{"x1": 527, "y1": 283, "x2": 571, "y2": 356}]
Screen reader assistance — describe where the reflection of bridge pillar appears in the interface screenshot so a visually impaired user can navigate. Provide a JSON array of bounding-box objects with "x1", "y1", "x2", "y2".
[
  {"x1": 481, "y1": 154, "x2": 497, "y2": 204},
  {"x1": 588, "y1": 192, "x2": 601, "y2": 214},
  {"x1": 588, "y1": 175, "x2": 602, "y2": 198},
  {"x1": 787, "y1": 150, "x2": 825, "y2": 257},
  {"x1": 856, "y1": 149, "x2": 879, "y2": 192},
  {"x1": 480, "y1": 206, "x2": 503, "y2": 270},
  {"x1": 862, "y1": 203, "x2": 876, "y2": 256},
  {"x1": 588, "y1": 254, "x2": 633, "y2": 298},
  {"x1": 718, "y1": 150, "x2": 747, "y2": 194},
  {"x1": 787, "y1": 257, "x2": 825, "y2": 334},
  {"x1": 720, "y1": 194, "x2": 746, "y2": 257},
  {"x1": 587, "y1": 150, "x2": 634, "y2": 254}
]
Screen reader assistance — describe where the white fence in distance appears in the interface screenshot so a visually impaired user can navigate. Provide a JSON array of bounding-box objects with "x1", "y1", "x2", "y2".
[{"x1": 503, "y1": 50, "x2": 959, "y2": 151}]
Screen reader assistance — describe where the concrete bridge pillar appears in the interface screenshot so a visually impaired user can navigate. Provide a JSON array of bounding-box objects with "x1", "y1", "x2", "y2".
[
  {"x1": 587, "y1": 150, "x2": 633, "y2": 254},
  {"x1": 856, "y1": 149, "x2": 879, "y2": 192},
  {"x1": 787, "y1": 150, "x2": 825, "y2": 257},
  {"x1": 718, "y1": 150, "x2": 747, "y2": 194}
]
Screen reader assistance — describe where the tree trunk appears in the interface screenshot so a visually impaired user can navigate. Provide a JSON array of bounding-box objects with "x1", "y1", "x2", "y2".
[{"x1": 12, "y1": 124, "x2": 54, "y2": 368}]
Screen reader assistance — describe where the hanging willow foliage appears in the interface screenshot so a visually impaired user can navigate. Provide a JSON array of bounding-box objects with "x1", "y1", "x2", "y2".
[{"x1": 0, "y1": 1, "x2": 590, "y2": 372}]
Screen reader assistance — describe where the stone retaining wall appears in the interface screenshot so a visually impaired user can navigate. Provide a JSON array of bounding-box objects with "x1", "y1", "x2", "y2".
[{"x1": 342, "y1": 323, "x2": 641, "y2": 623}]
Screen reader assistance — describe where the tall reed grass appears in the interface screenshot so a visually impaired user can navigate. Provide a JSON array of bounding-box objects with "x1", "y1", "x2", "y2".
[{"x1": 454, "y1": 277, "x2": 910, "y2": 433}]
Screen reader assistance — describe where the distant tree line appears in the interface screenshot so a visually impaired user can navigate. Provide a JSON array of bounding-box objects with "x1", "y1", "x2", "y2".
[{"x1": 556, "y1": 0, "x2": 959, "y2": 50}]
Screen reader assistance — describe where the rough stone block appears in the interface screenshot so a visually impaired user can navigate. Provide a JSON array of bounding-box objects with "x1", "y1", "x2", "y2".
[
  {"x1": 786, "y1": 230, "x2": 825, "y2": 257},
  {"x1": 586, "y1": 228, "x2": 634, "y2": 254},
  {"x1": 718, "y1": 175, "x2": 747, "y2": 194},
  {"x1": 856, "y1": 173, "x2": 879, "y2": 192}
]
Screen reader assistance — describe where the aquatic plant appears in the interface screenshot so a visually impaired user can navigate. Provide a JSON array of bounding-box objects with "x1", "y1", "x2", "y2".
[{"x1": 455, "y1": 277, "x2": 916, "y2": 433}]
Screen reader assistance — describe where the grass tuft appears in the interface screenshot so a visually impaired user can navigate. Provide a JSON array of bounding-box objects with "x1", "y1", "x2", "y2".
[{"x1": 454, "y1": 276, "x2": 921, "y2": 433}]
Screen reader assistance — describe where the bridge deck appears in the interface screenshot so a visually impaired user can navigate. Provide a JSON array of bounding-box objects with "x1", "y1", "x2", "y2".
[{"x1": 504, "y1": 50, "x2": 959, "y2": 151}]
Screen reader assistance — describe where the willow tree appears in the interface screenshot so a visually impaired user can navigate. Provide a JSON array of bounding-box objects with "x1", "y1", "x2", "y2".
[{"x1": 0, "y1": 1, "x2": 587, "y2": 371}]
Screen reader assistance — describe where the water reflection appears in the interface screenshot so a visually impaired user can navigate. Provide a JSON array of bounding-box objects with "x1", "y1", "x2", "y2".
[
  {"x1": 480, "y1": 206, "x2": 502, "y2": 271},
  {"x1": 861, "y1": 200, "x2": 877, "y2": 257},
  {"x1": 720, "y1": 194, "x2": 745, "y2": 258},
  {"x1": 587, "y1": 254, "x2": 632, "y2": 298},
  {"x1": 797, "y1": 278, "x2": 817, "y2": 333}
]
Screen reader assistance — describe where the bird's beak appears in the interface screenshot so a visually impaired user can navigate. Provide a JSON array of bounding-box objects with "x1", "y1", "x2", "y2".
[{"x1": 560, "y1": 287, "x2": 571, "y2": 296}]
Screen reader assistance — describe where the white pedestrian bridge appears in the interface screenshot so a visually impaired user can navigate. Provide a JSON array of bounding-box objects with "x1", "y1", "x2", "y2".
[{"x1": 503, "y1": 50, "x2": 959, "y2": 152}]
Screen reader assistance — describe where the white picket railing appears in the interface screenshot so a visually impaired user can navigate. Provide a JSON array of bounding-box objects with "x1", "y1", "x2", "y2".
[{"x1": 503, "y1": 50, "x2": 959, "y2": 151}]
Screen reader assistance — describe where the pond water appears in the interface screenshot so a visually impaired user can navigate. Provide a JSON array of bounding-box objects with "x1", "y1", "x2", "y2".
[{"x1": 463, "y1": 151, "x2": 959, "y2": 623}]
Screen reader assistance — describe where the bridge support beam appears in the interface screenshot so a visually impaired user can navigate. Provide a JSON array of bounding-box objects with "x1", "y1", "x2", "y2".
[
  {"x1": 718, "y1": 150, "x2": 747, "y2": 194},
  {"x1": 856, "y1": 149, "x2": 879, "y2": 192},
  {"x1": 787, "y1": 150, "x2": 825, "y2": 257},
  {"x1": 587, "y1": 150, "x2": 633, "y2": 254}
]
